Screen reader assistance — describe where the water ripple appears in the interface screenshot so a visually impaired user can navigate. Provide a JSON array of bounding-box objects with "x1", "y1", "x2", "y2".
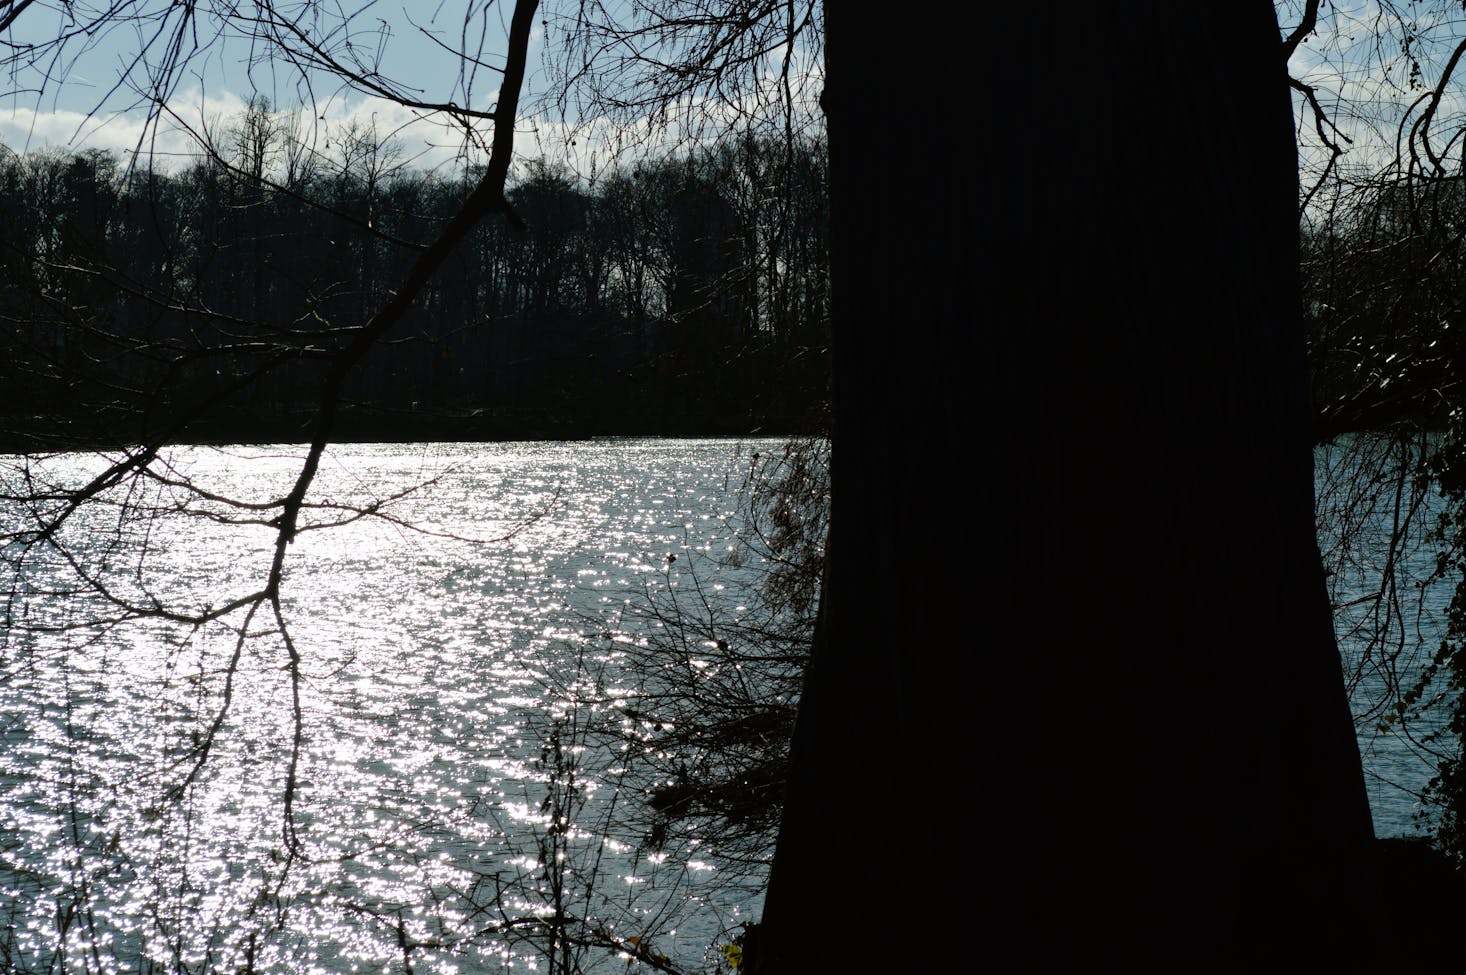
[{"x1": 1, "y1": 438, "x2": 778, "y2": 974}]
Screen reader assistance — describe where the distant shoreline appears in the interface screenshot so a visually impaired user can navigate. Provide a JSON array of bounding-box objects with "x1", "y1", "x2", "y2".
[{"x1": 0, "y1": 407, "x2": 818, "y2": 453}]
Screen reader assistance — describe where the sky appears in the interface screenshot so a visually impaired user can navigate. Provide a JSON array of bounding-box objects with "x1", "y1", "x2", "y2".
[
  {"x1": 1281, "y1": 0, "x2": 1466, "y2": 197},
  {"x1": 0, "y1": 1, "x2": 824, "y2": 181},
  {"x1": 0, "y1": 1, "x2": 545, "y2": 173},
  {"x1": 7, "y1": 2, "x2": 1457, "y2": 197}
]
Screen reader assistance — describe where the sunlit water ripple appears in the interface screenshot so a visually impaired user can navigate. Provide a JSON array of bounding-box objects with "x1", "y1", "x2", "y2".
[
  {"x1": 0, "y1": 436, "x2": 1448, "y2": 974},
  {"x1": 1, "y1": 438, "x2": 782, "y2": 974}
]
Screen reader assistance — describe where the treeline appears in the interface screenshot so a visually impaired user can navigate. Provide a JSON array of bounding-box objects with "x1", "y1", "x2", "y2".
[
  {"x1": 0, "y1": 109, "x2": 829, "y2": 448},
  {"x1": 1301, "y1": 179, "x2": 1466, "y2": 439}
]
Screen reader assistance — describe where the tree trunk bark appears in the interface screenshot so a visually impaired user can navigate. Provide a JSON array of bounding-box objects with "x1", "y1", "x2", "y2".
[{"x1": 758, "y1": 4, "x2": 1375, "y2": 967}]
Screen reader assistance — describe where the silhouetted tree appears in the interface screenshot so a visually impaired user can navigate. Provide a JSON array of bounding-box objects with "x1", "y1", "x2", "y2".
[{"x1": 758, "y1": 6, "x2": 1377, "y2": 968}]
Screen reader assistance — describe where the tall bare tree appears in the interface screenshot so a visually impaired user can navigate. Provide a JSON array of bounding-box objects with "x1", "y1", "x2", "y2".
[{"x1": 757, "y1": 5, "x2": 1378, "y2": 968}]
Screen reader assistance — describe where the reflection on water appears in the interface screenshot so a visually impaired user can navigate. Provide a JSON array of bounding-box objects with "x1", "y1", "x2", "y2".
[
  {"x1": 3, "y1": 433, "x2": 1452, "y2": 973},
  {"x1": 1, "y1": 439, "x2": 780, "y2": 974}
]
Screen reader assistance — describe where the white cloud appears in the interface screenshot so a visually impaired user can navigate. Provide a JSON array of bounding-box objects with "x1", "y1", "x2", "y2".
[{"x1": 0, "y1": 88, "x2": 503, "y2": 176}]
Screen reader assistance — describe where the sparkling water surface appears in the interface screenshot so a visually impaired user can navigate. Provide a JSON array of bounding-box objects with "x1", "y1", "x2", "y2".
[
  {"x1": 2, "y1": 438, "x2": 782, "y2": 974},
  {"x1": 0, "y1": 434, "x2": 1448, "y2": 974}
]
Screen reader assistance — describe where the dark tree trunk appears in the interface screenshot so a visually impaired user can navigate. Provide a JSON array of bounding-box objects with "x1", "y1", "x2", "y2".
[{"x1": 758, "y1": 5, "x2": 1375, "y2": 967}]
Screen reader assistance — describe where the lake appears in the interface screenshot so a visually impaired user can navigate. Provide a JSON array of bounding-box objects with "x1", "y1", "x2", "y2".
[
  {"x1": 0, "y1": 435, "x2": 1449, "y2": 974},
  {"x1": 1315, "y1": 432, "x2": 1455, "y2": 839},
  {"x1": 1, "y1": 438, "x2": 796, "y2": 974}
]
